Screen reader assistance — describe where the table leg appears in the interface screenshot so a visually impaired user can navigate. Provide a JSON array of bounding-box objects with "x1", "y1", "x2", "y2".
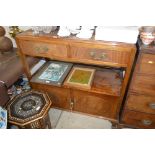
[{"x1": 46, "y1": 114, "x2": 52, "y2": 129}]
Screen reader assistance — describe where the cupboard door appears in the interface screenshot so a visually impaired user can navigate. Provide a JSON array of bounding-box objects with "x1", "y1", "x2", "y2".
[
  {"x1": 72, "y1": 90, "x2": 119, "y2": 119},
  {"x1": 46, "y1": 87, "x2": 71, "y2": 109},
  {"x1": 31, "y1": 83, "x2": 71, "y2": 109}
]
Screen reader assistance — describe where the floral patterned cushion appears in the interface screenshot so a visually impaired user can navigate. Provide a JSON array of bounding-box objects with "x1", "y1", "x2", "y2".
[{"x1": 0, "y1": 107, "x2": 7, "y2": 129}]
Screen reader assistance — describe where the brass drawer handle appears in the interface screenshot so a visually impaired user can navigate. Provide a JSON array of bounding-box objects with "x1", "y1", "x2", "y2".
[
  {"x1": 100, "y1": 53, "x2": 108, "y2": 60},
  {"x1": 149, "y1": 103, "x2": 155, "y2": 109},
  {"x1": 89, "y1": 51, "x2": 108, "y2": 60},
  {"x1": 141, "y1": 119, "x2": 152, "y2": 126},
  {"x1": 90, "y1": 51, "x2": 95, "y2": 58},
  {"x1": 43, "y1": 46, "x2": 49, "y2": 52},
  {"x1": 35, "y1": 46, "x2": 49, "y2": 53},
  {"x1": 35, "y1": 47, "x2": 40, "y2": 52}
]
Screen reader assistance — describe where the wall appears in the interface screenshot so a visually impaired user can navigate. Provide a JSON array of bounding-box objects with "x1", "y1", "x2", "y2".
[{"x1": 4, "y1": 26, "x2": 31, "y2": 47}]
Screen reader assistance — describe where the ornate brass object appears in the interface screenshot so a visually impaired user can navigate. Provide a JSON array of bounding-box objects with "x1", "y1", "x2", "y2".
[{"x1": 9, "y1": 26, "x2": 22, "y2": 38}]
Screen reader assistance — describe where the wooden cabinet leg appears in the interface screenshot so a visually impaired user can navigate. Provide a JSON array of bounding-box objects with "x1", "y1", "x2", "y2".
[
  {"x1": 111, "y1": 122, "x2": 120, "y2": 129},
  {"x1": 112, "y1": 122, "x2": 130, "y2": 129}
]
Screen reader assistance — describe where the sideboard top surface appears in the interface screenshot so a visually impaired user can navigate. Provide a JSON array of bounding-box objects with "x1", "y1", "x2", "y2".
[{"x1": 16, "y1": 30, "x2": 136, "y2": 49}]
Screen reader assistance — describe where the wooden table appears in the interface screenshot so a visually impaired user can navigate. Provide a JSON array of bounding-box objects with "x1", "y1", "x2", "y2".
[{"x1": 7, "y1": 90, "x2": 52, "y2": 129}]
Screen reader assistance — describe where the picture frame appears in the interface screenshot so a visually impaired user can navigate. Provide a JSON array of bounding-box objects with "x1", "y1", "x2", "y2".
[
  {"x1": 64, "y1": 66, "x2": 95, "y2": 89},
  {"x1": 30, "y1": 61, "x2": 73, "y2": 87}
]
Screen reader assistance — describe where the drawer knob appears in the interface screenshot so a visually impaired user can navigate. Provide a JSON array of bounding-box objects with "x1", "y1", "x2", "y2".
[
  {"x1": 141, "y1": 119, "x2": 152, "y2": 126},
  {"x1": 149, "y1": 103, "x2": 155, "y2": 109}
]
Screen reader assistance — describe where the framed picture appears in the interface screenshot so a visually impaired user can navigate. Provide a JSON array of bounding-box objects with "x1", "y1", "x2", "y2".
[
  {"x1": 64, "y1": 66, "x2": 95, "y2": 89},
  {"x1": 30, "y1": 61, "x2": 73, "y2": 86}
]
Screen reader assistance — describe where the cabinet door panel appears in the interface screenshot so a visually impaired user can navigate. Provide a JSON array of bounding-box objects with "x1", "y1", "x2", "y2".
[
  {"x1": 31, "y1": 83, "x2": 70, "y2": 109},
  {"x1": 72, "y1": 90, "x2": 119, "y2": 119}
]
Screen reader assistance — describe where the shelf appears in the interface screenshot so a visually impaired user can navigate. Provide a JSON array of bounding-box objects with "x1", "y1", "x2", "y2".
[
  {"x1": 63, "y1": 67, "x2": 122, "y2": 96},
  {"x1": 30, "y1": 62, "x2": 123, "y2": 97},
  {"x1": 91, "y1": 68, "x2": 122, "y2": 96}
]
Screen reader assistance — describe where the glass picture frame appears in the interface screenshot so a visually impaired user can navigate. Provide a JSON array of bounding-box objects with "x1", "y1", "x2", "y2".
[
  {"x1": 64, "y1": 66, "x2": 95, "y2": 89},
  {"x1": 30, "y1": 61, "x2": 73, "y2": 86}
]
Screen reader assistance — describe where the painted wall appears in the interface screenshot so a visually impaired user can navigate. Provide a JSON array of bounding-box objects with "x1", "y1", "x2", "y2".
[{"x1": 4, "y1": 26, "x2": 31, "y2": 47}]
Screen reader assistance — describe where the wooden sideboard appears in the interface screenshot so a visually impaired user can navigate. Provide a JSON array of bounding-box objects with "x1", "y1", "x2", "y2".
[
  {"x1": 16, "y1": 30, "x2": 136, "y2": 124},
  {"x1": 121, "y1": 42, "x2": 155, "y2": 128}
]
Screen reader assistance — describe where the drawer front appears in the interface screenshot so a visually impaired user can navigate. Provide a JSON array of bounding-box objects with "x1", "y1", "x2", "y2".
[
  {"x1": 20, "y1": 40, "x2": 68, "y2": 58},
  {"x1": 131, "y1": 74, "x2": 155, "y2": 96},
  {"x1": 122, "y1": 109, "x2": 155, "y2": 128},
  {"x1": 72, "y1": 90, "x2": 119, "y2": 119},
  {"x1": 70, "y1": 46, "x2": 130, "y2": 67},
  {"x1": 136, "y1": 53, "x2": 155, "y2": 75},
  {"x1": 31, "y1": 83, "x2": 71, "y2": 110},
  {"x1": 126, "y1": 94, "x2": 155, "y2": 114}
]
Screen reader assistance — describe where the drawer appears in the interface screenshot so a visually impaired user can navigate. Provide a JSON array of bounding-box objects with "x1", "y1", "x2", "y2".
[
  {"x1": 136, "y1": 53, "x2": 155, "y2": 75},
  {"x1": 126, "y1": 93, "x2": 155, "y2": 114},
  {"x1": 70, "y1": 46, "x2": 130, "y2": 67},
  {"x1": 19, "y1": 40, "x2": 68, "y2": 58},
  {"x1": 131, "y1": 74, "x2": 155, "y2": 96},
  {"x1": 122, "y1": 109, "x2": 155, "y2": 128}
]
